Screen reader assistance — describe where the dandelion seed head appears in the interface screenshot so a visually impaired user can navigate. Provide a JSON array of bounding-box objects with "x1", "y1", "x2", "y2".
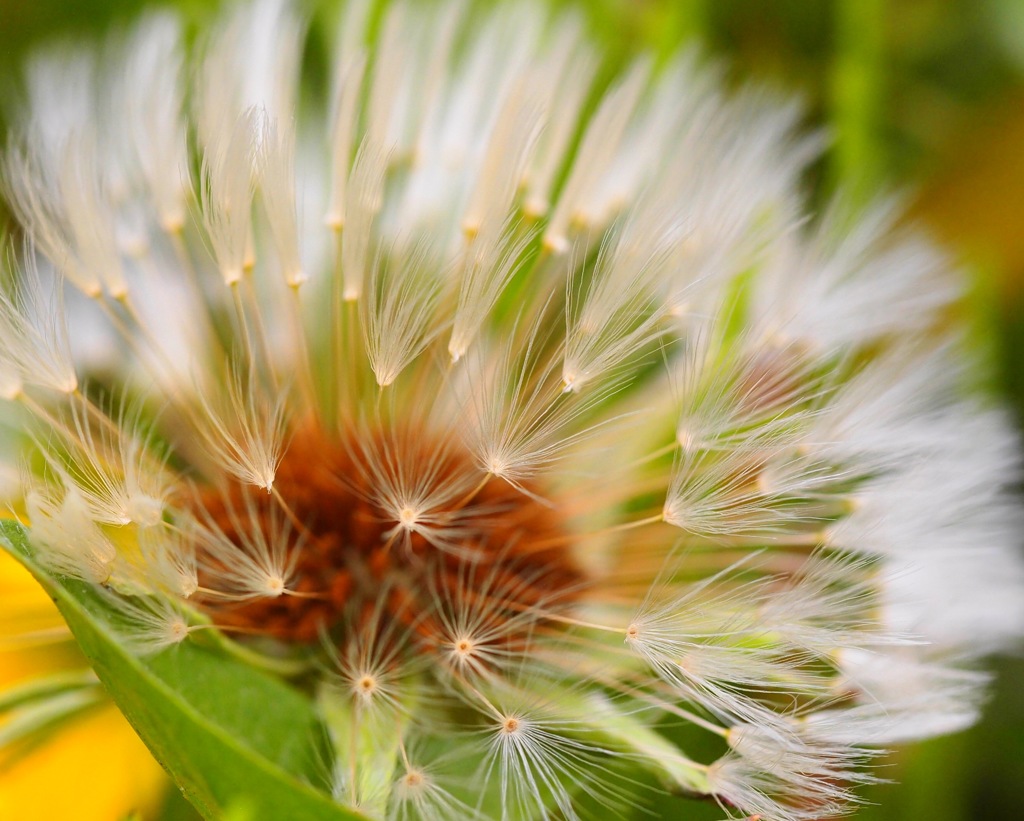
[
  {"x1": 500, "y1": 715, "x2": 521, "y2": 735},
  {"x1": 262, "y1": 574, "x2": 286, "y2": 597},
  {"x1": 167, "y1": 617, "x2": 190, "y2": 644},
  {"x1": 355, "y1": 674, "x2": 378, "y2": 699},
  {"x1": 1, "y1": 1, "x2": 1022, "y2": 818},
  {"x1": 450, "y1": 635, "x2": 478, "y2": 666},
  {"x1": 126, "y1": 492, "x2": 164, "y2": 528},
  {"x1": 397, "y1": 506, "x2": 418, "y2": 529}
]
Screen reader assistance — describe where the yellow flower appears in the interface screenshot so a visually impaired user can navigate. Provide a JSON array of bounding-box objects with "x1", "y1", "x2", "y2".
[{"x1": 0, "y1": 552, "x2": 167, "y2": 821}]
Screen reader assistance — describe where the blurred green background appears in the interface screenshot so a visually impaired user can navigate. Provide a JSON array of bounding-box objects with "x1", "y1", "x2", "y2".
[{"x1": 0, "y1": 0, "x2": 1022, "y2": 818}]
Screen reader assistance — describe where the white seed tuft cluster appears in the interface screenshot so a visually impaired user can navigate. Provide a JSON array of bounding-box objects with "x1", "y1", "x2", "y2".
[{"x1": 1, "y1": 1, "x2": 1022, "y2": 819}]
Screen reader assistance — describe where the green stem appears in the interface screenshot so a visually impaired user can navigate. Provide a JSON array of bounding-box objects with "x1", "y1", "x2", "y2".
[{"x1": 830, "y1": 0, "x2": 886, "y2": 207}]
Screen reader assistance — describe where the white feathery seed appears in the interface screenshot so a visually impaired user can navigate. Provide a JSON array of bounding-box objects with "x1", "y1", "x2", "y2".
[
  {"x1": 192, "y1": 368, "x2": 289, "y2": 492},
  {"x1": 0, "y1": 253, "x2": 78, "y2": 398}
]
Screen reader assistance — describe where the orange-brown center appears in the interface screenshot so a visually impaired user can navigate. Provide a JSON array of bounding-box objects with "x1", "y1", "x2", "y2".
[{"x1": 193, "y1": 424, "x2": 580, "y2": 646}]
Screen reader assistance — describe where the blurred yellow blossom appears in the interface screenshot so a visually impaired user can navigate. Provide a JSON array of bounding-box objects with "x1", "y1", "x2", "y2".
[{"x1": 0, "y1": 552, "x2": 167, "y2": 821}]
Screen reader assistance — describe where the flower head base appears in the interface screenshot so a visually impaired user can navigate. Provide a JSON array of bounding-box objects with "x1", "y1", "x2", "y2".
[{"x1": 1, "y1": 1, "x2": 1022, "y2": 819}]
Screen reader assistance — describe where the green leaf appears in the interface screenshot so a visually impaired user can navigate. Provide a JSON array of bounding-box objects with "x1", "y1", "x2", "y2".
[{"x1": 0, "y1": 519, "x2": 367, "y2": 821}]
